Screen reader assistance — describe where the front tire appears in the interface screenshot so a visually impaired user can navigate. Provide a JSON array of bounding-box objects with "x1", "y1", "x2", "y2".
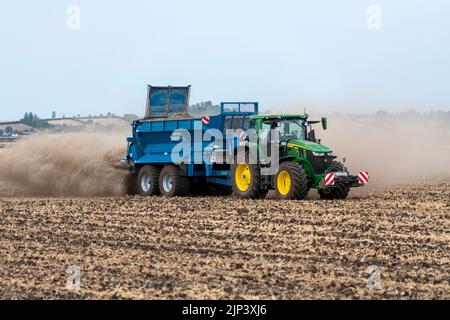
[{"x1": 274, "y1": 162, "x2": 310, "y2": 200}]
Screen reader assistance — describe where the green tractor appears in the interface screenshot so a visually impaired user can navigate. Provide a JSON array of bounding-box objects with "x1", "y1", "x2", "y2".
[{"x1": 231, "y1": 113, "x2": 367, "y2": 200}]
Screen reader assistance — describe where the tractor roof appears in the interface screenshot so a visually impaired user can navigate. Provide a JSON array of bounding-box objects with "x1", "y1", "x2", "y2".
[{"x1": 250, "y1": 114, "x2": 308, "y2": 120}]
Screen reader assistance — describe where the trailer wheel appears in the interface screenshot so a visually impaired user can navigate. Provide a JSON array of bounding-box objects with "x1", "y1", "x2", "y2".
[
  {"x1": 159, "y1": 165, "x2": 190, "y2": 197},
  {"x1": 274, "y1": 162, "x2": 310, "y2": 200},
  {"x1": 231, "y1": 151, "x2": 261, "y2": 199},
  {"x1": 137, "y1": 165, "x2": 160, "y2": 196}
]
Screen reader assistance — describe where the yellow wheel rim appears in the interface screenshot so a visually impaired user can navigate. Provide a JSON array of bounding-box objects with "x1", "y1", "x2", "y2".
[
  {"x1": 277, "y1": 170, "x2": 291, "y2": 195},
  {"x1": 235, "y1": 163, "x2": 252, "y2": 192}
]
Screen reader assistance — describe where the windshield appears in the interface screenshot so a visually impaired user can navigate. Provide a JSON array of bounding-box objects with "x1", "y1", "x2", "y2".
[{"x1": 262, "y1": 119, "x2": 305, "y2": 142}]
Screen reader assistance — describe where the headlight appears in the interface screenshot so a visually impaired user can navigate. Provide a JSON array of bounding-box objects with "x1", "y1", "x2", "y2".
[{"x1": 312, "y1": 152, "x2": 326, "y2": 156}]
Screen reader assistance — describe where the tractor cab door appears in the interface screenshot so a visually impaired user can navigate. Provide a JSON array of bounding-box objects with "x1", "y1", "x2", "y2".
[
  {"x1": 260, "y1": 120, "x2": 286, "y2": 159},
  {"x1": 145, "y1": 85, "x2": 191, "y2": 118}
]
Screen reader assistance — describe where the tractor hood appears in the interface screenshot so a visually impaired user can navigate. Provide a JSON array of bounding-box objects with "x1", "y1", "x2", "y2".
[{"x1": 287, "y1": 139, "x2": 332, "y2": 153}]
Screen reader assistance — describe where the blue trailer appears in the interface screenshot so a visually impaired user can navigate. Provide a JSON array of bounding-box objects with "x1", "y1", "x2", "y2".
[{"x1": 124, "y1": 85, "x2": 258, "y2": 196}]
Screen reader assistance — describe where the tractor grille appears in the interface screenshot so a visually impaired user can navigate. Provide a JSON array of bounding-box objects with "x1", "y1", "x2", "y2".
[{"x1": 306, "y1": 151, "x2": 335, "y2": 174}]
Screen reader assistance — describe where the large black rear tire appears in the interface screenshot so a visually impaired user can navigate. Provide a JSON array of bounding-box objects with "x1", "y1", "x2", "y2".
[{"x1": 274, "y1": 162, "x2": 310, "y2": 200}]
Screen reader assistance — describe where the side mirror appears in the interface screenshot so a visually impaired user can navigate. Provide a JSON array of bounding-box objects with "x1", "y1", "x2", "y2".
[{"x1": 321, "y1": 117, "x2": 328, "y2": 130}]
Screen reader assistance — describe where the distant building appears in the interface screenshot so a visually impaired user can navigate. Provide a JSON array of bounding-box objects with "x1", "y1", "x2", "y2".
[{"x1": 0, "y1": 122, "x2": 34, "y2": 133}]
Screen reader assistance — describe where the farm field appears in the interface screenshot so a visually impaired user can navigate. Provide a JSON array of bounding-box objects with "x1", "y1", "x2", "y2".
[{"x1": 0, "y1": 182, "x2": 449, "y2": 299}]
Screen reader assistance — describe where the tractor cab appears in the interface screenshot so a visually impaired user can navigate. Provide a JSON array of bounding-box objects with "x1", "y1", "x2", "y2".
[{"x1": 252, "y1": 114, "x2": 330, "y2": 159}]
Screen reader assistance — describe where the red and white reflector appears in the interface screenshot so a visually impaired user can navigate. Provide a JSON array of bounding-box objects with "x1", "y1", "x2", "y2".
[
  {"x1": 324, "y1": 172, "x2": 335, "y2": 186},
  {"x1": 358, "y1": 170, "x2": 369, "y2": 184},
  {"x1": 201, "y1": 116, "x2": 210, "y2": 125}
]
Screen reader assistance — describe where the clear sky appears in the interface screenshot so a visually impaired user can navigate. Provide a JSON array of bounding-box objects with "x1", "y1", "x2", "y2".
[{"x1": 0, "y1": 0, "x2": 449, "y2": 120}]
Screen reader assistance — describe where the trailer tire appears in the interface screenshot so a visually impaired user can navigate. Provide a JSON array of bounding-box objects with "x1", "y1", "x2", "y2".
[
  {"x1": 231, "y1": 151, "x2": 262, "y2": 199},
  {"x1": 274, "y1": 162, "x2": 310, "y2": 200},
  {"x1": 137, "y1": 165, "x2": 160, "y2": 196},
  {"x1": 159, "y1": 165, "x2": 190, "y2": 197}
]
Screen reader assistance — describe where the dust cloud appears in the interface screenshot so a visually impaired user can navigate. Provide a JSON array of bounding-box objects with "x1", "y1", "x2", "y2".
[
  {"x1": 0, "y1": 132, "x2": 128, "y2": 197},
  {"x1": 315, "y1": 112, "x2": 450, "y2": 192}
]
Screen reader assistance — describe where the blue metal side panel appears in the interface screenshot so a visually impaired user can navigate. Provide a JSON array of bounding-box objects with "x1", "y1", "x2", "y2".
[
  {"x1": 136, "y1": 119, "x2": 197, "y2": 133},
  {"x1": 134, "y1": 117, "x2": 201, "y2": 165},
  {"x1": 129, "y1": 103, "x2": 258, "y2": 182},
  {"x1": 209, "y1": 177, "x2": 231, "y2": 185},
  {"x1": 136, "y1": 153, "x2": 174, "y2": 164},
  {"x1": 188, "y1": 164, "x2": 194, "y2": 176}
]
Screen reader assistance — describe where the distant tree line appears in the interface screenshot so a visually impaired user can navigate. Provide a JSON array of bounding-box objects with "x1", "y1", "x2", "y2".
[{"x1": 21, "y1": 112, "x2": 50, "y2": 128}]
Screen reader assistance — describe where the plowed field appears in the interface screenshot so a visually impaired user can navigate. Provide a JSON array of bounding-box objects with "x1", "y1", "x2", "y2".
[{"x1": 1, "y1": 182, "x2": 449, "y2": 299}]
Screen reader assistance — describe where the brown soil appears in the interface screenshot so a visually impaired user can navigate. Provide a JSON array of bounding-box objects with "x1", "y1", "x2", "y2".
[{"x1": 1, "y1": 182, "x2": 449, "y2": 299}]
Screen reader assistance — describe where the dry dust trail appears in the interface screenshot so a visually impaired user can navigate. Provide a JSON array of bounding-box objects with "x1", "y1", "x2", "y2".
[
  {"x1": 0, "y1": 132, "x2": 128, "y2": 197},
  {"x1": 310, "y1": 113, "x2": 450, "y2": 194}
]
